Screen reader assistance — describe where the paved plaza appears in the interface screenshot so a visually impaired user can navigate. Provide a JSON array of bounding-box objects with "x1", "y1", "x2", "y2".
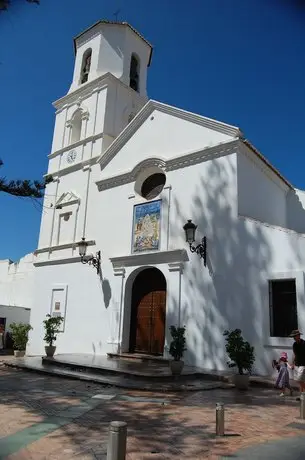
[{"x1": 0, "y1": 364, "x2": 305, "y2": 459}]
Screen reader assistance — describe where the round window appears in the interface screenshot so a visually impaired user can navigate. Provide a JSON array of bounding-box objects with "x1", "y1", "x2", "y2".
[{"x1": 140, "y1": 173, "x2": 166, "y2": 200}]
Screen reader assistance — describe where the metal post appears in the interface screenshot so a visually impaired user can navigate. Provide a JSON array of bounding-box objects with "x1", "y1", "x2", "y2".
[
  {"x1": 216, "y1": 403, "x2": 225, "y2": 436},
  {"x1": 300, "y1": 393, "x2": 305, "y2": 420},
  {"x1": 107, "y1": 421, "x2": 127, "y2": 460}
]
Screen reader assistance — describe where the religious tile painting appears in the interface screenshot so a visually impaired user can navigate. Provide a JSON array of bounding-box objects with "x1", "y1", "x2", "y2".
[{"x1": 132, "y1": 200, "x2": 161, "y2": 252}]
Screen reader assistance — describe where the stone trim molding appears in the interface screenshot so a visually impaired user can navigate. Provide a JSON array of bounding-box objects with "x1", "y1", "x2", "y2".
[
  {"x1": 53, "y1": 72, "x2": 146, "y2": 113},
  {"x1": 48, "y1": 132, "x2": 103, "y2": 159},
  {"x1": 45, "y1": 156, "x2": 100, "y2": 179},
  {"x1": 34, "y1": 240, "x2": 96, "y2": 255},
  {"x1": 239, "y1": 215, "x2": 305, "y2": 237},
  {"x1": 168, "y1": 262, "x2": 184, "y2": 273},
  {"x1": 55, "y1": 191, "x2": 80, "y2": 209},
  {"x1": 96, "y1": 140, "x2": 238, "y2": 192},
  {"x1": 34, "y1": 256, "x2": 82, "y2": 267},
  {"x1": 96, "y1": 99, "x2": 241, "y2": 169},
  {"x1": 110, "y1": 249, "x2": 189, "y2": 272},
  {"x1": 113, "y1": 267, "x2": 126, "y2": 277}
]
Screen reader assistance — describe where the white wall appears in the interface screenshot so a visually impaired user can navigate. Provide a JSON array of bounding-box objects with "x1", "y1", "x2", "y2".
[
  {"x1": 287, "y1": 188, "x2": 305, "y2": 233},
  {"x1": 237, "y1": 149, "x2": 287, "y2": 227},
  {"x1": 31, "y1": 140, "x2": 305, "y2": 376},
  {"x1": 0, "y1": 254, "x2": 34, "y2": 309},
  {"x1": 6, "y1": 135, "x2": 305, "y2": 376},
  {"x1": 98, "y1": 108, "x2": 234, "y2": 180}
]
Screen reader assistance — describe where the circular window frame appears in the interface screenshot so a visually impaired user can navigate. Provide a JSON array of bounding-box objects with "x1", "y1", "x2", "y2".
[{"x1": 134, "y1": 166, "x2": 166, "y2": 200}]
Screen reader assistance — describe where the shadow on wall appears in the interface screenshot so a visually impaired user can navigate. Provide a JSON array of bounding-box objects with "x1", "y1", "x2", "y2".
[
  {"x1": 98, "y1": 269, "x2": 112, "y2": 309},
  {"x1": 287, "y1": 189, "x2": 305, "y2": 234},
  {"x1": 167, "y1": 155, "x2": 304, "y2": 375}
]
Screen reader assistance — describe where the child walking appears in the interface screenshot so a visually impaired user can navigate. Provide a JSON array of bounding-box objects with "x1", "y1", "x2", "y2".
[{"x1": 272, "y1": 352, "x2": 293, "y2": 397}]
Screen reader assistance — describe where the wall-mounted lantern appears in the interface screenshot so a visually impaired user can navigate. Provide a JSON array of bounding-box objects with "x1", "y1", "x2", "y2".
[
  {"x1": 77, "y1": 237, "x2": 101, "y2": 274},
  {"x1": 183, "y1": 220, "x2": 207, "y2": 267}
]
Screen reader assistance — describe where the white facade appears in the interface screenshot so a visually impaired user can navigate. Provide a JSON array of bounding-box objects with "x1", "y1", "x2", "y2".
[
  {"x1": 2, "y1": 21, "x2": 305, "y2": 375},
  {"x1": 0, "y1": 255, "x2": 33, "y2": 331}
]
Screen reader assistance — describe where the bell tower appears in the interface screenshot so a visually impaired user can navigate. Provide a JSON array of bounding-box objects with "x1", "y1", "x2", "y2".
[
  {"x1": 70, "y1": 20, "x2": 152, "y2": 97},
  {"x1": 37, "y1": 21, "x2": 153, "y2": 251},
  {"x1": 50, "y1": 20, "x2": 153, "y2": 156}
]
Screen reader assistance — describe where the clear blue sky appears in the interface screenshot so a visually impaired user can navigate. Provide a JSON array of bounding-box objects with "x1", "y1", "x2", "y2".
[{"x1": 1, "y1": 0, "x2": 305, "y2": 261}]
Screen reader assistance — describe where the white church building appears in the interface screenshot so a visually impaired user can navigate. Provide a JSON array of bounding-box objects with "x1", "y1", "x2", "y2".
[{"x1": 1, "y1": 20, "x2": 305, "y2": 375}]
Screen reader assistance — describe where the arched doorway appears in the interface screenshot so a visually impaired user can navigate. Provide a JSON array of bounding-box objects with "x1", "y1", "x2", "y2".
[{"x1": 129, "y1": 267, "x2": 166, "y2": 355}]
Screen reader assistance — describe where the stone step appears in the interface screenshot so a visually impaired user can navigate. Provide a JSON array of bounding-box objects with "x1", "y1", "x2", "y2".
[
  {"x1": 107, "y1": 352, "x2": 170, "y2": 365},
  {"x1": 42, "y1": 354, "x2": 204, "y2": 380},
  {"x1": 2, "y1": 357, "x2": 225, "y2": 392}
]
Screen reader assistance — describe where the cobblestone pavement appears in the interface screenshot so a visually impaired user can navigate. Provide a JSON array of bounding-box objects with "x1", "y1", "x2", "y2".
[{"x1": 0, "y1": 365, "x2": 305, "y2": 459}]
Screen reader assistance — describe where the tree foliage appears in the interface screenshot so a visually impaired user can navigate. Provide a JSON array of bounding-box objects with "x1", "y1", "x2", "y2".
[
  {"x1": 223, "y1": 329, "x2": 255, "y2": 375},
  {"x1": 169, "y1": 325, "x2": 187, "y2": 361},
  {"x1": 0, "y1": 0, "x2": 39, "y2": 11},
  {"x1": 43, "y1": 314, "x2": 64, "y2": 347},
  {"x1": 0, "y1": 159, "x2": 52, "y2": 198},
  {"x1": 9, "y1": 322, "x2": 32, "y2": 351}
]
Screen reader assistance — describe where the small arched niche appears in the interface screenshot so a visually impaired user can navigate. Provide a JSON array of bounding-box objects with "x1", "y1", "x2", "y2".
[
  {"x1": 70, "y1": 110, "x2": 82, "y2": 144},
  {"x1": 129, "y1": 54, "x2": 140, "y2": 92},
  {"x1": 80, "y1": 48, "x2": 92, "y2": 84}
]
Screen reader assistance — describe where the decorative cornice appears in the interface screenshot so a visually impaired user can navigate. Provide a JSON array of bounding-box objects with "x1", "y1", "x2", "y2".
[
  {"x1": 110, "y1": 249, "x2": 189, "y2": 270},
  {"x1": 33, "y1": 256, "x2": 81, "y2": 267},
  {"x1": 238, "y1": 215, "x2": 305, "y2": 237},
  {"x1": 81, "y1": 110, "x2": 90, "y2": 121},
  {"x1": 96, "y1": 99, "x2": 241, "y2": 169},
  {"x1": 168, "y1": 262, "x2": 184, "y2": 273},
  {"x1": 53, "y1": 72, "x2": 146, "y2": 113},
  {"x1": 34, "y1": 240, "x2": 96, "y2": 255},
  {"x1": 53, "y1": 74, "x2": 109, "y2": 111},
  {"x1": 55, "y1": 191, "x2": 80, "y2": 209},
  {"x1": 113, "y1": 267, "x2": 126, "y2": 277},
  {"x1": 48, "y1": 132, "x2": 103, "y2": 159},
  {"x1": 45, "y1": 155, "x2": 100, "y2": 179},
  {"x1": 96, "y1": 140, "x2": 239, "y2": 192}
]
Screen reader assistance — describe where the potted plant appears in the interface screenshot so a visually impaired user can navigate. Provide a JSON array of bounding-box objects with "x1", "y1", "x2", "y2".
[
  {"x1": 43, "y1": 314, "x2": 64, "y2": 357},
  {"x1": 223, "y1": 328, "x2": 255, "y2": 390},
  {"x1": 169, "y1": 325, "x2": 187, "y2": 376},
  {"x1": 9, "y1": 322, "x2": 32, "y2": 357}
]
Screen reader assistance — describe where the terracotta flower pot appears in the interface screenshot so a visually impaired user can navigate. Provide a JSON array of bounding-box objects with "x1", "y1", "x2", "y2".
[
  {"x1": 45, "y1": 345, "x2": 56, "y2": 358},
  {"x1": 169, "y1": 360, "x2": 184, "y2": 376},
  {"x1": 14, "y1": 350, "x2": 25, "y2": 358},
  {"x1": 232, "y1": 374, "x2": 250, "y2": 390}
]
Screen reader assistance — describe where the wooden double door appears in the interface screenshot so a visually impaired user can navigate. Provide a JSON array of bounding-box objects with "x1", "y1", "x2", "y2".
[{"x1": 129, "y1": 268, "x2": 166, "y2": 355}]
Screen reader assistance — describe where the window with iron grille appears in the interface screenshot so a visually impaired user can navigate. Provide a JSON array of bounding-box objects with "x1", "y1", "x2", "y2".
[{"x1": 269, "y1": 279, "x2": 298, "y2": 337}]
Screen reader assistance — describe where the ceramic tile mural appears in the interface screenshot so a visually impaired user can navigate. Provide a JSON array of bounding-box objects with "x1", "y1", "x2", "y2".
[{"x1": 132, "y1": 200, "x2": 161, "y2": 252}]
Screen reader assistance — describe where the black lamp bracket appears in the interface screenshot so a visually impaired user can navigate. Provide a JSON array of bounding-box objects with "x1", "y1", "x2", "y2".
[
  {"x1": 189, "y1": 236, "x2": 207, "y2": 266},
  {"x1": 80, "y1": 251, "x2": 101, "y2": 274}
]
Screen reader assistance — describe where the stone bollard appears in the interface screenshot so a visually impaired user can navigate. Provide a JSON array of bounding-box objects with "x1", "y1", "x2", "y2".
[
  {"x1": 107, "y1": 421, "x2": 127, "y2": 460},
  {"x1": 216, "y1": 403, "x2": 225, "y2": 436},
  {"x1": 300, "y1": 393, "x2": 305, "y2": 420}
]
